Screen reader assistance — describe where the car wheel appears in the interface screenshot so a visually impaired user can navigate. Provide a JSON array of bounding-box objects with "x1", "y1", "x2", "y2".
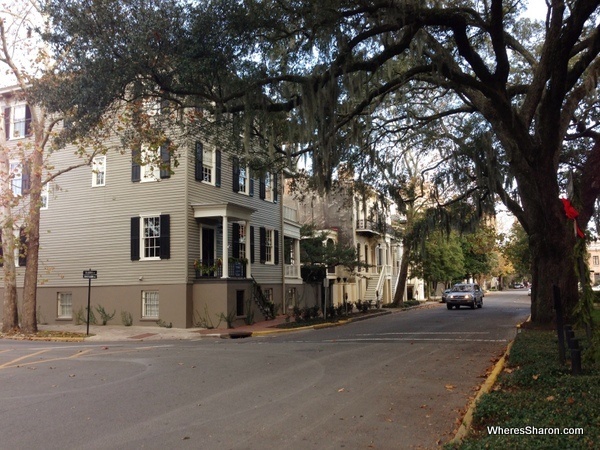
[
  {"x1": 470, "y1": 302, "x2": 475, "y2": 309},
  {"x1": 478, "y1": 300, "x2": 483, "y2": 308},
  {"x1": 447, "y1": 303, "x2": 452, "y2": 310}
]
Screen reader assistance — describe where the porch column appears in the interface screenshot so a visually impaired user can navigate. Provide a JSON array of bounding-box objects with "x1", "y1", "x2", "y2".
[
  {"x1": 295, "y1": 239, "x2": 301, "y2": 278},
  {"x1": 222, "y1": 216, "x2": 229, "y2": 278},
  {"x1": 245, "y1": 220, "x2": 251, "y2": 278}
]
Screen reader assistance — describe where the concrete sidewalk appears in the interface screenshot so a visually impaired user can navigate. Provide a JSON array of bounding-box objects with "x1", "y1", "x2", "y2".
[
  {"x1": 34, "y1": 315, "x2": 292, "y2": 341},
  {"x1": 23, "y1": 303, "x2": 437, "y2": 342}
]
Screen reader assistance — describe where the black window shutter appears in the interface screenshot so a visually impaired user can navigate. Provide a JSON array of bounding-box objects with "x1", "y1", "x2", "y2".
[
  {"x1": 249, "y1": 170, "x2": 254, "y2": 197},
  {"x1": 130, "y1": 217, "x2": 140, "y2": 260},
  {"x1": 4, "y1": 107, "x2": 10, "y2": 140},
  {"x1": 232, "y1": 157, "x2": 240, "y2": 192},
  {"x1": 195, "y1": 141, "x2": 203, "y2": 181},
  {"x1": 215, "y1": 150, "x2": 222, "y2": 187},
  {"x1": 232, "y1": 223, "x2": 240, "y2": 258},
  {"x1": 22, "y1": 162, "x2": 31, "y2": 193},
  {"x1": 159, "y1": 144, "x2": 170, "y2": 179},
  {"x1": 259, "y1": 227, "x2": 266, "y2": 263},
  {"x1": 259, "y1": 176, "x2": 266, "y2": 199},
  {"x1": 25, "y1": 105, "x2": 32, "y2": 136},
  {"x1": 131, "y1": 147, "x2": 141, "y2": 182},
  {"x1": 273, "y1": 173, "x2": 278, "y2": 203},
  {"x1": 18, "y1": 227, "x2": 27, "y2": 266},
  {"x1": 0, "y1": 230, "x2": 3, "y2": 267},
  {"x1": 274, "y1": 230, "x2": 279, "y2": 265},
  {"x1": 159, "y1": 214, "x2": 170, "y2": 259},
  {"x1": 250, "y1": 226, "x2": 255, "y2": 263}
]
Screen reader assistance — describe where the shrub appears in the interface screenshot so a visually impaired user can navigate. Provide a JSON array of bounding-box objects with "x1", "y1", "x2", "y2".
[
  {"x1": 121, "y1": 310, "x2": 133, "y2": 326},
  {"x1": 95, "y1": 305, "x2": 116, "y2": 325}
]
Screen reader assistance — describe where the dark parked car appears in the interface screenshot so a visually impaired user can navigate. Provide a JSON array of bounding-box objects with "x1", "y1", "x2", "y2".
[
  {"x1": 446, "y1": 283, "x2": 484, "y2": 309},
  {"x1": 441, "y1": 289, "x2": 451, "y2": 303}
]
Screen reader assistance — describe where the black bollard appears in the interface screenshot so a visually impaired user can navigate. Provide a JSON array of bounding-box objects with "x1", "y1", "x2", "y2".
[
  {"x1": 553, "y1": 285, "x2": 566, "y2": 365},
  {"x1": 565, "y1": 327, "x2": 575, "y2": 349}
]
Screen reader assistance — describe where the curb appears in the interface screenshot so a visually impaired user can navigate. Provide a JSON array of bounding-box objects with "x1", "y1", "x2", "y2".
[
  {"x1": 448, "y1": 315, "x2": 531, "y2": 445},
  {"x1": 250, "y1": 310, "x2": 392, "y2": 337}
]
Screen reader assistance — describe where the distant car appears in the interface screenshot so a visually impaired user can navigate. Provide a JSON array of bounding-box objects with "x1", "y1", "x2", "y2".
[
  {"x1": 513, "y1": 283, "x2": 524, "y2": 289},
  {"x1": 527, "y1": 287, "x2": 531, "y2": 296},
  {"x1": 592, "y1": 284, "x2": 600, "y2": 292},
  {"x1": 446, "y1": 283, "x2": 484, "y2": 309},
  {"x1": 441, "y1": 289, "x2": 451, "y2": 303}
]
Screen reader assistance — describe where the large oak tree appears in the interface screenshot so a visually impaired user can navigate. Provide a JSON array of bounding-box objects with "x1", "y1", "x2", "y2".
[{"x1": 37, "y1": 0, "x2": 600, "y2": 323}]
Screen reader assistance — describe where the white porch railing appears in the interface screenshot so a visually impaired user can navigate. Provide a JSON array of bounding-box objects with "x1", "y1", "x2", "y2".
[
  {"x1": 285, "y1": 264, "x2": 300, "y2": 278},
  {"x1": 283, "y1": 206, "x2": 298, "y2": 222}
]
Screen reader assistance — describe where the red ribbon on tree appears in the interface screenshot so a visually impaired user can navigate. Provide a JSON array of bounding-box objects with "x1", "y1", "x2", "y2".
[{"x1": 561, "y1": 198, "x2": 585, "y2": 238}]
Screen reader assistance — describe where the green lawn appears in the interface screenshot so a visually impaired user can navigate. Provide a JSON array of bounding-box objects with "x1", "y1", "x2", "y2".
[{"x1": 447, "y1": 319, "x2": 600, "y2": 449}]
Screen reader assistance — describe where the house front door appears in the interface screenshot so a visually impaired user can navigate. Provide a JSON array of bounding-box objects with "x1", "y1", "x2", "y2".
[{"x1": 201, "y1": 227, "x2": 215, "y2": 265}]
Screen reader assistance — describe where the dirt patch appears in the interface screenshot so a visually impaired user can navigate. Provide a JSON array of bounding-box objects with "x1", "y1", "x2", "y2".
[{"x1": 0, "y1": 330, "x2": 88, "y2": 341}]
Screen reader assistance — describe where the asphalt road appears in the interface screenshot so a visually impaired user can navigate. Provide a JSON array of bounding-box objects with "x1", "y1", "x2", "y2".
[{"x1": 0, "y1": 290, "x2": 530, "y2": 450}]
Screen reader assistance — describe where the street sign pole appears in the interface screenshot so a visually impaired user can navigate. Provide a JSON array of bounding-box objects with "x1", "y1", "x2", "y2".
[
  {"x1": 86, "y1": 276, "x2": 91, "y2": 336},
  {"x1": 82, "y1": 269, "x2": 98, "y2": 336}
]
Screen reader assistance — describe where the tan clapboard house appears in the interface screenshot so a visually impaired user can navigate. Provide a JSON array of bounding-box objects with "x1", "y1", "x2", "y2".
[{"x1": 0, "y1": 87, "x2": 305, "y2": 328}]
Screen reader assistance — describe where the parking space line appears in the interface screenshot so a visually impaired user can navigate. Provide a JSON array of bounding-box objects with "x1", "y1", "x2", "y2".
[
  {"x1": 0, "y1": 349, "x2": 93, "y2": 369},
  {"x1": 0, "y1": 349, "x2": 51, "y2": 368}
]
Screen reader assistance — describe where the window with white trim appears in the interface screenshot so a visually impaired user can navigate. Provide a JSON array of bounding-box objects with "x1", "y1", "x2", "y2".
[
  {"x1": 40, "y1": 183, "x2": 49, "y2": 210},
  {"x1": 594, "y1": 256, "x2": 599, "y2": 266},
  {"x1": 92, "y1": 156, "x2": 106, "y2": 187},
  {"x1": 264, "y1": 288, "x2": 273, "y2": 304},
  {"x1": 202, "y1": 147, "x2": 215, "y2": 183},
  {"x1": 142, "y1": 216, "x2": 161, "y2": 259},
  {"x1": 239, "y1": 224, "x2": 246, "y2": 260},
  {"x1": 131, "y1": 214, "x2": 170, "y2": 261},
  {"x1": 57, "y1": 292, "x2": 73, "y2": 319},
  {"x1": 9, "y1": 161, "x2": 22, "y2": 196},
  {"x1": 141, "y1": 144, "x2": 160, "y2": 182},
  {"x1": 142, "y1": 291, "x2": 159, "y2": 319},
  {"x1": 8, "y1": 104, "x2": 31, "y2": 139},
  {"x1": 238, "y1": 165, "x2": 248, "y2": 194},
  {"x1": 265, "y1": 229, "x2": 273, "y2": 263},
  {"x1": 264, "y1": 172, "x2": 273, "y2": 201}
]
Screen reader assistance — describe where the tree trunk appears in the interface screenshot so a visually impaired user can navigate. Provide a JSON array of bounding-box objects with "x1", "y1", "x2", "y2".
[
  {"x1": 1, "y1": 148, "x2": 20, "y2": 333},
  {"x1": 528, "y1": 219, "x2": 579, "y2": 323},
  {"x1": 392, "y1": 237, "x2": 410, "y2": 306},
  {"x1": 517, "y1": 166, "x2": 579, "y2": 324},
  {"x1": 20, "y1": 144, "x2": 43, "y2": 334},
  {"x1": 1, "y1": 216, "x2": 19, "y2": 333}
]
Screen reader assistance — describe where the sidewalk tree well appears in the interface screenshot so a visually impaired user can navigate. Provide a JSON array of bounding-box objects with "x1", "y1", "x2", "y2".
[{"x1": 36, "y1": 0, "x2": 600, "y2": 323}]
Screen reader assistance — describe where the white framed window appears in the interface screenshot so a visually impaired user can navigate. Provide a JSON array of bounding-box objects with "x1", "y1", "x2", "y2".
[
  {"x1": 142, "y1": 291, "x2": 159, "y2": 319},
  {"x1": 142, "y1": 98, "x2": 162, "y2": 116},
  {"x1": 131, "y1": 214, "x2": 169, "y2": 261},
  {"x1": 264, "y1": 172, "x2": 273, "y2": 201},
  {"x1": 594, "y1": 256, "x2": 599, "y2": 266},
  {"x1": 57, "y1": 292, "x2": 73, "y2": 319},
  {"x1": 92, "y1": 156, "x2": 106, "y2": 187},
  {"x1": 264, "y1": 288, "x2": 273, "y2": 304},
  {"x1": 239, "y1": 224, "x2": 246, "y2": 259},
  {"x1": 141, "y1": 144, "x2": 160, "y2": 182},
  {"x1": 202, "y1": 147, "x2": 215, "y2": 184},
  {"x1": 265, "y1": 229, "x2": 273, "y2": 263},
  {"x1": 40, "y1": 183, "x2": 49, "y2": 210},
  {"x1": 9, "y1": 161, "x2": 22, "y2": 196},
  {"x1": 238, "y1": 165, "x2": 248, "y2": 194},
  {"x1": 142, "y1": 216, "x2": 161, "y2": 259},
  {"x1": 10, "y1": 104, "x2": 30, "y2": 139}
]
